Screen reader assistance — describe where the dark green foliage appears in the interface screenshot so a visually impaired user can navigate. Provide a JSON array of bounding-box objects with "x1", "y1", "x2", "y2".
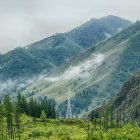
[
  {"x1": 4, "y1": 95, "x2": 13, "y2": 115},
  {"x1": 19, "y1": 95, "x2": 56, "y2": 119},
  {"x1": 0, "y1": 94, "x2": 56, "y2": 119},
  {"x1": 3, "y1": 95, "x2": 13, "y2": 135}
]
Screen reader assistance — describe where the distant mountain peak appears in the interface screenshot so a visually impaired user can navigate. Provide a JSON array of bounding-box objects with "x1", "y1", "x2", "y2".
[{"x1": 103, "y1": 15, "x2": 128, "y2": 19}]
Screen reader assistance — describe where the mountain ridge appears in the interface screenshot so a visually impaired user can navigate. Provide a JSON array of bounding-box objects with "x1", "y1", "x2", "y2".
[{"x1": 0, "y1": 15, "x2": 131, "y2": 81}]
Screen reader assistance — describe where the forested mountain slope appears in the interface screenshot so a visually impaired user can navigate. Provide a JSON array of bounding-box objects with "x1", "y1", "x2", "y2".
[
  {"x1": 90, "y1": 70, "x2": 140, "y2": 124},
  {"x1": 0, "y1": 16, "x2": 131, "y2": 81},
  {"x1": 20, "y1": 21, "x2": 140, "y2": 117},
  {"x1": 112, "y1": 71, "x2": 140, "y2": 123}
]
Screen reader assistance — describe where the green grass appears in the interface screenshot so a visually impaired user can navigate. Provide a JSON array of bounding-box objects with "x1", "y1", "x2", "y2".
[{"x1": 1, "y1": 115, "x2": 140, "y2": 140}]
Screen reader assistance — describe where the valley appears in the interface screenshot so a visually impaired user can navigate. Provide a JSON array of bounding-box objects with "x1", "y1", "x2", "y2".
[
  {"x1": 0, "y1": 14, "x2": 140, "y2": 140},
  {"x1": 17, "y1": 21, "x2": 140, "y2": 118}
]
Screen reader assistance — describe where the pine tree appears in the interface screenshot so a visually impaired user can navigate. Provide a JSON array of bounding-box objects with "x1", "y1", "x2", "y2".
[
  {"x1": 0, "y1": 112, "x2": 4, "y2": 139},
  {"x1": 17, "y1": 92, "x2": 22, "y2": 113},
  {"x1": 99, "y1": 107, "x2": 102, "y2": 130},
  {"x1": 4, "y1": 95, "x2": 13, "y2": 137},
  {"x1": 15, "y1": 103, "x2": 21, "y2": 140},
  {"x1": 40, "y1": 110, "x2": 46, "y2": 122},
  {"x1": 52, "y1": 105, "x2": 56, "y2": 118},
  {"x1": 29, "y1": 97, "x2": 34, "y2": 117}
]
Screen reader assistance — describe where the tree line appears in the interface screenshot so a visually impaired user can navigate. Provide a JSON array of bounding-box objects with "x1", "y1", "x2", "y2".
[{"x1": 15, "y1": 93, "x2": 56, "y2": 119}]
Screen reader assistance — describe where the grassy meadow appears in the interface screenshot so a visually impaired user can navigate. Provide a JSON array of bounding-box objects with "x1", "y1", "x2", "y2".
[{"x1": 1, "y1": 114, "x2": 140, "y2": 140}]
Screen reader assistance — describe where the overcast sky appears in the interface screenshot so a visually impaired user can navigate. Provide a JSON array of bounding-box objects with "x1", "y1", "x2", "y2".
[{"x1": 0, "y1": 0, "x2": 140, "y2": 53}]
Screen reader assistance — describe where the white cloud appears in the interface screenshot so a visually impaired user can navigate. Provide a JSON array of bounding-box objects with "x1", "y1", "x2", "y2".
[
  {"x1": 43, "y1": 53, "x2": 104, "y2": 82},
  {"x1": 0, "y1": 0, "x2": 140, "y2": 53}
]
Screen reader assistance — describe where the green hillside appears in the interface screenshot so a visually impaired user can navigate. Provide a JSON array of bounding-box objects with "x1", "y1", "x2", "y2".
[
  {"x1": 20, "y1": 21, "x2": 140, "y2": 117},
  {"x1": 0, "y1": 48, "x2": 54, "y2": 80},
  {"x1": 0, "y1": 16, "x2": 131, "y2": 81},
  {"x1": 93, "y1": 70, "x2": 140, "y2": 124}
]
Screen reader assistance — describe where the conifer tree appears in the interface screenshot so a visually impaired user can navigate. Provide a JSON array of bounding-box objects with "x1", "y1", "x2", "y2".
[
  {"x1": 40, "y1": 110, "x2": 46, "y2": 122},
  {"x1": 4, "y1": 95, "x2": 13, "y2": 137}
]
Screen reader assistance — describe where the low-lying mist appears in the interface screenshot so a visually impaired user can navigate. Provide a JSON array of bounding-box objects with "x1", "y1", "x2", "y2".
[{"x1": 0, "y1": 52, "x2": 105, "y2": 100}]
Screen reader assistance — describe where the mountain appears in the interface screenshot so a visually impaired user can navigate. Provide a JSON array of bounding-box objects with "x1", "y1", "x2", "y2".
[
  {"x1": 68, "y1": 15, "x2": 131, "y2": 48},
  {"x1": 19, "y1": 21, "x2": 140, "y2": 117},
  {"x1": 91, "y1": 70, "x2": 140, "y2": 124},
  {"x1": 0, "y1": 16, "x2": 131, "y2": 81}
]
